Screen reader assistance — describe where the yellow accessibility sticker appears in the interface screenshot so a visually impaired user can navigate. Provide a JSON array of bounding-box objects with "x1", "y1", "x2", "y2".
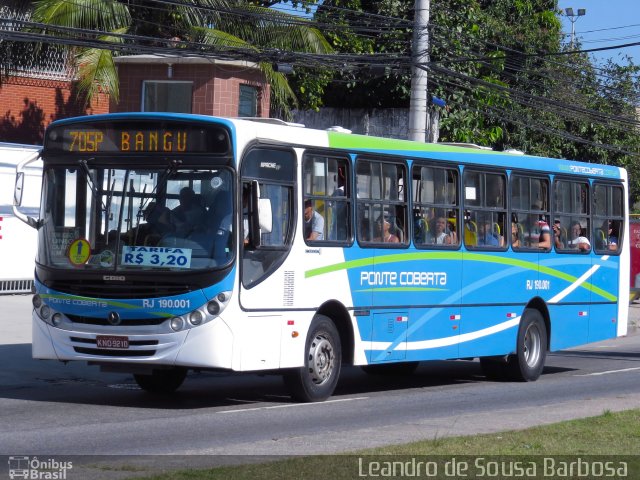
[{"x1": 68, "y1": 238, "x2": 91, "y2": 266}]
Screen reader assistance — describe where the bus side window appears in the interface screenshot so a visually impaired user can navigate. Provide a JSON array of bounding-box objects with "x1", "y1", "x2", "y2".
[
  {"x1": 592, "y1": 183, "x2": 623, "y2": 254},
  {"x1": 303, "y1": 154, "x2": 351, "y2": 244},
  {"x1": 554, "y1": 179, "x2": 591, "y2": 253},
  {"x1": 511, "y1": 174, "x2": 550, "y2": 251},
  {"x1": 356, "y1": 158, "x2": 407, "y2": 247},
  {"x1": 411, "y1": 164, "x2": 458, "y2": 248}
]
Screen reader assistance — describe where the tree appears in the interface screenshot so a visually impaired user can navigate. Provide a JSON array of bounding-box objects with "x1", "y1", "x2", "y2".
[{"x1": 16, "y1": 0, "x2": 332, "y2": 115}]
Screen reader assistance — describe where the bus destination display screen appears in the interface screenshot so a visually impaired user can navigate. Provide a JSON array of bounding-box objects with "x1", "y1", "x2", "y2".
[{"x1": 45, "y1": 121, "x2": 230, "y2": 155}]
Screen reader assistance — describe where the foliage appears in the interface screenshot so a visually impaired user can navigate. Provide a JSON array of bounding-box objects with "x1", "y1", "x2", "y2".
[
  {"x1": 300, "y1": 0, "x2": 640, "y2": 205},
  {"x1": 15, "y1": 0, "x2": 332, "y2": 114}
]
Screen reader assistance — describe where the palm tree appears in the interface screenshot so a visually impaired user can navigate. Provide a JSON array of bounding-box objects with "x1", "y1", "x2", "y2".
[{"x1": 29, "y1": 0, "x2": 332, "y2": 115}]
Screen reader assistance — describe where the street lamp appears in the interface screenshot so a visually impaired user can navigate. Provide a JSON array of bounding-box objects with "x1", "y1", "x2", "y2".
[{"x1": 565, "y1": 7, "x2": 586, "y2": 48}]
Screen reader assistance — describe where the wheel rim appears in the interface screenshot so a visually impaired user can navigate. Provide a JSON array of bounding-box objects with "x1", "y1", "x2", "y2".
[
  {"x1": 523, "y1": 323, "x2": 542, "y2": 368},
  {"x1": 306, "y1": 333, "x2": 335, "y2": 386}
]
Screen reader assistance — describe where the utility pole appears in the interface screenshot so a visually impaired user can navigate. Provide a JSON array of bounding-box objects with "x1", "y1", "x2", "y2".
[{"x1": 408, "y1": 0, "x2": 430, "y2": 142}]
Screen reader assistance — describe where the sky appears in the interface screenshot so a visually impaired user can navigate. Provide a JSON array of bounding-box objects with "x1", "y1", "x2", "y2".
[{"x1": 557, "y1": 0, "x2": 640, "y2": 65}]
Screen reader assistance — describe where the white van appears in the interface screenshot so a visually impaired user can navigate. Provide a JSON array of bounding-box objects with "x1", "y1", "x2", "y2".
[{"x1": 0, "y1": 143, "x2": 41, "y2": 294}]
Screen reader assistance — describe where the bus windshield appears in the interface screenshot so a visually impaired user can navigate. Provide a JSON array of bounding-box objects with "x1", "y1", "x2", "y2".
[{"x1": 37, "y1": 164, "x2": 234, "y2": 273}]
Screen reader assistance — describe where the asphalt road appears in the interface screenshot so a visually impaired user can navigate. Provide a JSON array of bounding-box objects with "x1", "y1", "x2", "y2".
[{"x1": 1, "y1": 294, "x2": 639, "y2": 478}]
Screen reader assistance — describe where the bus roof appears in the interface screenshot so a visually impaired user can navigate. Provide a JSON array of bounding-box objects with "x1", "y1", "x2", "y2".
[{"x1": 44, "y1": 113, "x2": 625, "y2": 181}]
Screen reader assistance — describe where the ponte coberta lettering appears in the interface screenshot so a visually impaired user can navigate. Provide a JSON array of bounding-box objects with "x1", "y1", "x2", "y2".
[{"x1": 360, "y1": 270, "x2": 446, "y2": 287}]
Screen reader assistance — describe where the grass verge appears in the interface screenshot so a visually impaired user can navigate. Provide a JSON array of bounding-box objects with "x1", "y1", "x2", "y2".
[{"x1": 118, "y1": 408, "x2": 640, "y2": 479}]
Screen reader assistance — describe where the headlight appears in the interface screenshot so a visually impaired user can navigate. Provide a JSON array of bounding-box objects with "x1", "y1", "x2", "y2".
[
  {"x1": 52, "y1": 313, "x2": 63, "y2": 326},
  {"x1": 170, "y1": 317, "x2": 185, "y2": 331},
  {"x1": 206, "y1": 301, "x2": 220, "y2": 316},
  {"x1": 40, "y1": 305, "x2": 51, "y2": 319},
  {"x1": 189, "y1": 310, "x2": 204, "y2": 326},
  {"x1": 32, "y1": 295, "x2": 42, "y2": 308},
  {"x1": 165, "y1": 292, "x2": 231, "y2": 333}
]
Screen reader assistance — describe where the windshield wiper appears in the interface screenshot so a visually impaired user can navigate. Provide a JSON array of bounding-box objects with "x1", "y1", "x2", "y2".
[{"x1": 79, "y1": 159, "x2": 107, "y2": 210}]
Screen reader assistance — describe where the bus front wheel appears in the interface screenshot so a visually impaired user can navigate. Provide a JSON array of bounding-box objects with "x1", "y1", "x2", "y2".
[
  {"x1": 133, "y1": 367, "x2": 187, "y2": 393},
  {"x1": 506, "y1": 308, "x2": 547, "y2": 381},
  {"x1": 284, "y1": 315, "x2": 342, "y2": 402}
]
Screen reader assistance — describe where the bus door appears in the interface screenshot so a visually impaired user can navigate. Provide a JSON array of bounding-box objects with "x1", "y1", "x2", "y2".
[
  {"x1": 589, "y1": 182, "x2": 624, "y2": 342},
  {"x1": 238, "y1": 147, "x2": 296, "y2": 369}
]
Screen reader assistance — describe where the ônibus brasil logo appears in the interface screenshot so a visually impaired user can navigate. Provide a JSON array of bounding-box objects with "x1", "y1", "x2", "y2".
[{"x1": 8, "y1": 456, "x2": 72, "y2": 479}]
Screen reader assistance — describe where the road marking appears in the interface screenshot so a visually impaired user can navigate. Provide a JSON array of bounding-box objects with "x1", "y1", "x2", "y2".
[
  {"x1": 219, "y1": 396, "x2": 368, "y2": 414},
  {"x1": 575, "y1": 366, "x2": 640, "y2": 377}
]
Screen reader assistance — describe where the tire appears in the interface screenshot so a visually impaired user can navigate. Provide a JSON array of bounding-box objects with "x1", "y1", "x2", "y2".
[
  {"x1": 361, "y1": 362, "x2": 419, "y2": 376},
  {"x1": 506, "y1": 308, "x2": 547, "y2": 381},
  {"x1": 284, "y1": 315, "x2": 342, "y2": 402},
  {"x1": 133, "y1": 368, "x2": 187, "y2": 393}
]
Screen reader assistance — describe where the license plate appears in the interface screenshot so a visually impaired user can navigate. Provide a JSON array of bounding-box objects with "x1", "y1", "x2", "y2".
[{"x1": 96, "y1": 335, "x2": 129, "y2": 349}]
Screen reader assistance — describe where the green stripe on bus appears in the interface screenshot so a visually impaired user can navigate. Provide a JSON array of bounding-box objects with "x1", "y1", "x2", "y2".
[
  {"x1": 40, "y1": 294, "x2": 174, "y2": 318},
  {"x1": 327, "y1": 132, "x2": 495, "y2": 154},
  {"x1": 304, "y1": 252, "x2": 616, "y2": 302}
]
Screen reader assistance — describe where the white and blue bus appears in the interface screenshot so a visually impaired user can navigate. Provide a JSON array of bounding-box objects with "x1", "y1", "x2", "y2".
[{"x1": 13, "y1": 113, "x2": 628, "y2": 401}]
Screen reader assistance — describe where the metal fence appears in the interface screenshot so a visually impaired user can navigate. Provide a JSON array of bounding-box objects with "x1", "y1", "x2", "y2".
[
  {"x1": 0, "y1": 279, "x2": 33, "y2": 295},
  {"x1": 1, "y1": 6, "x2": 76, "y2": 81}
]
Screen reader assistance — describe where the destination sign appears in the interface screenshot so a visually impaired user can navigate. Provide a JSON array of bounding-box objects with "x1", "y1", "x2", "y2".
[
  {"x1": 67, "y1": 129, "x2": 189, "y2": 153},
  {"x1": 45, "y1": 121, "x2": 230, "y2": 154}
]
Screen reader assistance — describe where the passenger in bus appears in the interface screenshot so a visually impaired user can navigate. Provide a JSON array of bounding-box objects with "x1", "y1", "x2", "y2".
[
  {"x1": 374, "y1": 214, "x2": 400, "y2": 243},
  {"x1": 304, "y1": 199, "x2": 324, "y2": 241},
  {"x1": 141, "y1": 201, "x2": 173, "y2": 244},
  {"x1": 604, "y1": 220, "x2": 618, "y2": 251},
  {"x1": 427, "y1": 217, "x2": 452, "y2": 245},
  {"x1": 536, "y1": 219, "x2": 552, "y2": 249},
  {"x1": 551, "y1": 220, "x2": 564, "y2": 249},
  {"x1": 413, "y1": 210, "x2": 428, "y2": 244},
  {"x1": 171, "y1": 186, "x2": 206, "y2": 236},
  {"x1": 447, "y1": 218, "x2": 458, "y2": 245},
  {"x1": 511, "y1": 222, "x2": 521, "y2": 248},
  {"x1": 567, "y1": 221, "x2": 591, "y2": 251},
  {"x1": 478, "y1": 221, "x2": 500, "y2": 246}
]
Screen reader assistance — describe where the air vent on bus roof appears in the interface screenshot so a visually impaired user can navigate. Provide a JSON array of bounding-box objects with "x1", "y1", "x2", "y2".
[
  {"x1": 439, "y1": 142, "x2": 492, "y2": 150},
  {"x1": 326, "y1": 126, "x2": 352, "y2": 134},
  {"x1": 238, "y1": 117, "x2": 305, "y2": 128},
  {"x1": 503, "y1": 149, "x2": 525, "y2": 155}
]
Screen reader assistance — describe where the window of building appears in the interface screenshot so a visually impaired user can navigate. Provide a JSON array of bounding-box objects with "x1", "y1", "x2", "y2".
[
  {"x1": 239, "y1": 85, "x2": 259, "y2": 117},
  {"x1": 356, "y1": 158, "x2": 407, "y2": 247},
  {"x1": 302, "y1": 154, "x2": 351, "y2": 243},
  {"x1": 142, "y1": 81, "x2": 192, "y2": 113},
  {"x1": 411, "y1": 164, "x2": 459, "y2": 247}
]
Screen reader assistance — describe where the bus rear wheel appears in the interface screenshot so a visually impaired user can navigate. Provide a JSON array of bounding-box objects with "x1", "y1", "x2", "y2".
[
  {"x1": 506, "y1": 308, "x2": 547, "y2": 381},
  {"x1": 284, "y1": 315, "x2": 342, "y2": 402},
  {"x1": 133, "y1": 367, "x2": 187, "y2": 393},
  {"x1": 480, "y1": 309, "x2": 547, "y2": 382}
]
